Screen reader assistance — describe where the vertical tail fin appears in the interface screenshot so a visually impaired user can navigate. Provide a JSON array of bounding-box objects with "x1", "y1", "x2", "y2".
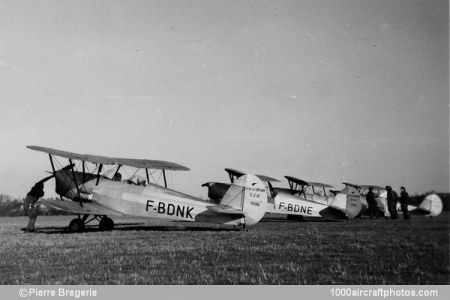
[
  {"x1": 219, "y1": 174, "x2": 268, "y2": 225},
  {"x1": 329, "y1": 186, "x2": 362, "y2": 219},
  {"x1": 418, "y1": 194, "x2": 443, "y2": 217}
]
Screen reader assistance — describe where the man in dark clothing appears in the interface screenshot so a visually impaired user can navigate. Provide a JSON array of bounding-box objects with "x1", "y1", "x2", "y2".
[
  {"x1": 399, "y1": 186, "x2": 410, "y2": 220},
  {"x1": 23, "y1": 180, "x2": 45, "y2": 232},
  {"x1": 366, "y1": 187, "x2": 378, "y2": 219},
  {"x1": 386, "y1": 186, "x2": 398, "y2": 220}
]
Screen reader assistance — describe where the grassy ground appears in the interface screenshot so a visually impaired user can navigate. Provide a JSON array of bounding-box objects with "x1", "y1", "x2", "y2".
[{"x1": 0, "y1": 213, "x2": 448, "y2": 285}]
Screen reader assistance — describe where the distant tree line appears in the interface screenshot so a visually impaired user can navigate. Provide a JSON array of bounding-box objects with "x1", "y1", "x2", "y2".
[
  {"x1": 0, "y1": 193, "x2": 448, "y2": 217},
  {"x1": 0, "y1": 196, "x2": 71, "y2": 217}
]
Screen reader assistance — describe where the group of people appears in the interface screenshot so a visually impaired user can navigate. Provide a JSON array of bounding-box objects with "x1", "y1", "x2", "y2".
[{"x1": 366, "y1": 186, "x2": 410, "y2": 220}]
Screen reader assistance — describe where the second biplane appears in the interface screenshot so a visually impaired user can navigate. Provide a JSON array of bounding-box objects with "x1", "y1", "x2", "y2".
[
  {"x1": 202, "y1": 169, "x2": 362, "y2": 220},
  {"x1": 27, "y1": 146, "x2": 268, "y2": 232}
]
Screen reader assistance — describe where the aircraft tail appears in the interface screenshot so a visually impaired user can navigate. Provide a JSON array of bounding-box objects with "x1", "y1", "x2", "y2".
[
  {"x1": 409, "y1": 194, "x2": 443, "y2": 217},
  {"x1": 219, "y1": 174, "x2": 268, "y2": 225},
  {"x1": 328, "y1": 185, "x2": 361, "y2": 219}
]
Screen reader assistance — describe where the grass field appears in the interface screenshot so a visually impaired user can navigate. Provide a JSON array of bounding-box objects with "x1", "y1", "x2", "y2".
[{"x1": 0, "y1": 213, "x2": 448, "y2": 285}]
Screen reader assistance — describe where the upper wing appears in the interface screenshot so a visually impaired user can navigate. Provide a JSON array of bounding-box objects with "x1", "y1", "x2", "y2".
[
  {"x1": 256, "y1": 174, "x2": 280, "y2": 183},
  {"x1": 224, "y1": 168, "x2": 245, "y2": 178},
  {"x1": 284, "y1": 176, "x2": 308, "y2": 186},
  {"x1": 306, "y1": 181, "x2": 334, "y2": 188},
  {"x1": 27, "y1": 145, "x2": 190, "y2": 171},
  {"x1": 40, "y1": 198, "x2": 124, "y2": 216},
  {"x1": 225, "y1": 168, "x2": 280, "y2": 183},
  {"x1": 358, "y1": 184, "x2": 385, "y2": 191},
  {"x1": 342, "y1": 182, "x2": 361, "y2": 189}
]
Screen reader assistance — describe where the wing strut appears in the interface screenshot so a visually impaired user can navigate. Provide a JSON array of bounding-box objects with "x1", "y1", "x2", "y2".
[
  {"x1": 95, "y1": 164, "x2": 103, "y2": 185},
  {"x1": 48, "y1": 154, "x2": 64, "y2": 201},
  {"x1": 145, "y1": 169, "x2": 150, "y2": 186},
  {"x1": 69, "y1": 158, "x2": 83, "y2": 207},
  {"x1": 82, "y1": 161, "x2": 86, "y2": 183},
  {"x1": 113, "y1": 165, "x2": 122, "y2": 180},
  {"x1": 163, "y1": 170, "x2": 167, "y2": 188}
]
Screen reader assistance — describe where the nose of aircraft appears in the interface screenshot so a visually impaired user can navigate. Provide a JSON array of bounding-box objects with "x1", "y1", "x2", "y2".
[{"x1": 54, "y1": 169, "x2": 78, "y2": 197}]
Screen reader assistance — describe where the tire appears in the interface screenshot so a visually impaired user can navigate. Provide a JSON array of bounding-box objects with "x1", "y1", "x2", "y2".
[
  {"x1": 69, "y1": 219, "x2": 85, "y2": 233},
  {"x1": 99, "y1": 217, "x2": 114, "y2": 231}
]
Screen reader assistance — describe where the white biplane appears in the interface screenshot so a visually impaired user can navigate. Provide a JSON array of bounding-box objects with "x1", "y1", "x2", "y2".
[
  {"x1": 343, "y1": 183, "x2": 443, "y2": 218},
  {"x1": 202, "y1": 169, "x2": 362, "y2": 220},
  {"x1": 27, "y1": 146, "x2": 268, "y2": 232}
]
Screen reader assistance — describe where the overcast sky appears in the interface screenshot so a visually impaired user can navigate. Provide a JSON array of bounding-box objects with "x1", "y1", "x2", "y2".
[{"x1": 0, "y1": 0, "x2": 448, "y2": 199}]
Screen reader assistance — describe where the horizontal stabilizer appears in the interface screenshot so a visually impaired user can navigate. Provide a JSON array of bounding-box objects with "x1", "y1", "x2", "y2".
[
  {"x1": 408, "y1": 206, "x2": 429, "y2": 216},
  {"x1": 206, "y1": 205, "x2": 245, "y2": 215},
  {"x1": 40, "y1": 199, "x2": 124, "y2": 216},
  {"x1": 319, "y1": 207, "x2": 347, "y2": 219}
]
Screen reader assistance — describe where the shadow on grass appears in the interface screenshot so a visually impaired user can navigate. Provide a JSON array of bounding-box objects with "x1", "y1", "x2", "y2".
[
  {"x1": 261, "y1": 218, "x2": 344, "y2": 223},
  {"x1": 33, "y1": 223, "x2": 239, "y2": 234}
]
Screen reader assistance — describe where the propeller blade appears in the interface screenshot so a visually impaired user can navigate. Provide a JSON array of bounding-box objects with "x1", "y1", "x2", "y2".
[{"x1": 39, "y1": 174, "x2": 55, "y2": 183}]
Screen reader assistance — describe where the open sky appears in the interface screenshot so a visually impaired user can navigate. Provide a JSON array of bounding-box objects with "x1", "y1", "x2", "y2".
[{"x1": 0, "y1": 0, "x2": 448, "y2": 199}]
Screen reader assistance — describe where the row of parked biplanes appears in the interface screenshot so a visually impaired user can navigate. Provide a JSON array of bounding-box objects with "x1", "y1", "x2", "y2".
[{"x1": 27, "y1": 146, "x2": 443, "y2": 232}]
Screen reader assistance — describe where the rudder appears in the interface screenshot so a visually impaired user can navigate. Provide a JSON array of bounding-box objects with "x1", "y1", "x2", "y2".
[{"x1": 220, "y1": 174, "x2": 268, "y2": 226}]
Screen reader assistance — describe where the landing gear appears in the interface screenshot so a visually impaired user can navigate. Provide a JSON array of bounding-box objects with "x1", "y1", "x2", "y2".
[
  {"x1": 69, "y1": 218, "x2": 85, "y2": 233},
  {"x1": 68, "y1": 214, "x2": 114, "y2": 232},
  {"x1": 99, "y1": 217, "x2": 114, "y2": 231}
]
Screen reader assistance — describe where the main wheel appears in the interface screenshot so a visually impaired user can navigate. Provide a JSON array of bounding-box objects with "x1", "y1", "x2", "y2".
[
  {"x1": 99, "y1": 217, "x2": 114, "y2": 231},
  {"x1": 69, "y1": 218, "x2": 85, "y2": 233}
]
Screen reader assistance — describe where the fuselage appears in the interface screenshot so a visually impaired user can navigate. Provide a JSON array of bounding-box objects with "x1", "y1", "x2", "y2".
[
  {"x1": 267, "y1": 191, "x2": 327, "y2": 217},
  {"x1": 55, "y1": 169, "x2": 248, "y2": 226}
]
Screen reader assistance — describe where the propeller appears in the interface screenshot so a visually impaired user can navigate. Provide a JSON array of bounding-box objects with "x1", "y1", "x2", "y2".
[
  {"x1": 39, "y1": 163, "x2": 75, "y2": 183},
  {"x1": 39, "y1": 174, "x2": 55, "y2": 183}
]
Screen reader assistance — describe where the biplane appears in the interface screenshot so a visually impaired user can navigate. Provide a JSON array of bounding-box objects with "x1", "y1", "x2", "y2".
[
  {"x1": 343, "y1": 183, "x2": 443, "y2": 218},
  {"x1": 27, "y1": 146, "x2": 268, "y2": 232},
  {"x1": 202, "y1": 169, "x2": 362, "y2": 220}
]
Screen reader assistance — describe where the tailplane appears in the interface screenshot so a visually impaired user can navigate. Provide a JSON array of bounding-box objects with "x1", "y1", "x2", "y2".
[{"x1": 409, "y1": 194, "x2": 443, "y2": 217}]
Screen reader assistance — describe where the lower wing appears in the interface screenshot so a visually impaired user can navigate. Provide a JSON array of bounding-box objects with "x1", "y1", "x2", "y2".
[{"x1": 40, "y1": 199, "x2": 124, "y2": 216}]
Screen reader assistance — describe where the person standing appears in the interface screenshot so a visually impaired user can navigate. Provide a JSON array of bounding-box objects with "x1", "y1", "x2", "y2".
[
  {"x1": 366, "y1": 187, "x2": 378, "y2": 219},
  {"x1": 386, "y1": 186, "x2": 398, "y2": 220},
  {"x1": 399, "y1": 186, "x2": 410, "y2": 220},
  {"x1": 23, "y1": 180, "x2": 45, "y2": 232}
]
